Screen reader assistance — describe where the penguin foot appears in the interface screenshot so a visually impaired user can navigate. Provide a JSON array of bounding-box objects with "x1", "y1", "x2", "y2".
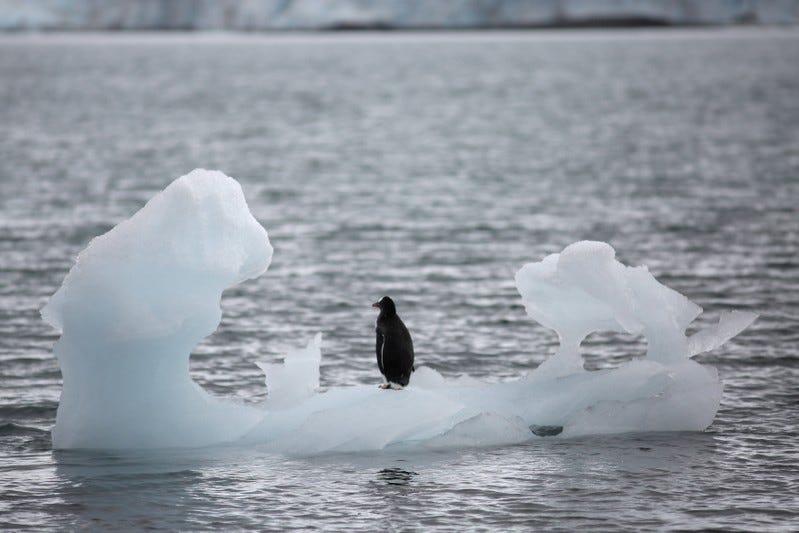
[
  {"x1": 389, "y1": 383, "x2": 404, "y2": 390},
  {"x1": 378, "y1": 383, "x2": 390, "y2": 389}
]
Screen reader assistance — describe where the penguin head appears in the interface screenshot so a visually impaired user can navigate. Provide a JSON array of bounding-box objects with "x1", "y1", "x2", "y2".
[{"x1": 371, "y1": 296, "x2": 396, "y2": 316}]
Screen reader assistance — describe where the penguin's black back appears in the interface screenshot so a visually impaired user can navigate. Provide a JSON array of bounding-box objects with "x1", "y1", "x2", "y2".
[{"x1": 375, "y1": 298, "x2": 414, "y2": 386}]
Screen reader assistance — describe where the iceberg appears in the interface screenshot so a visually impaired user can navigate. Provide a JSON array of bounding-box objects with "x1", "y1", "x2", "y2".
[
  {"x1": 42, "y1": 169, "x2": 757, "y2": 452},
  {"x1": 3, "y1": 0, "x2": 798, "y2": 31},
  {"x1": 42, "y1": 169, "x2": 272, "y2": 449}
]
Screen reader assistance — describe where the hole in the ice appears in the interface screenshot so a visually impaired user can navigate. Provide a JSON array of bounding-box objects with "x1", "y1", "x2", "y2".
[{"x1": 580, "y1": 331, "x2": 647, "y2": 371}]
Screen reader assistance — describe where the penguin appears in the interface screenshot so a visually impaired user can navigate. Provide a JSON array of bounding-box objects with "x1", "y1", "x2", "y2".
[{"x1": 372, "y1": 296, "x2": 414, "y2": 390}]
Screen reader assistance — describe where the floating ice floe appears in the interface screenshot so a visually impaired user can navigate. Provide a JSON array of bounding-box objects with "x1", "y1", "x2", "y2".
[{"x1": 42, "y1": 169, "x2": 757, "y2": 452}]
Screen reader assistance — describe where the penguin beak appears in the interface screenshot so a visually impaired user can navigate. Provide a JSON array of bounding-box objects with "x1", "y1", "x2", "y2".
[{"x1": 371, "y1": 302, "x2": 379, "y2": 308}]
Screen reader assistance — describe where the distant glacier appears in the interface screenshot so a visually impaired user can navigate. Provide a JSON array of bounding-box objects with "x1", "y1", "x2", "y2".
[{"x1": 1, "y1": 0, "x2": 798, "y2": 31}]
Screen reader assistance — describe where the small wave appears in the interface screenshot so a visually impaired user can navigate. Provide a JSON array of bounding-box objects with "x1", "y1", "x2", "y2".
[
  {"x1": 0, "y1": 402, "x2": 58, "y2": 420},
  {"x1": 0, "y1": 422, "x2": 52, "y2": 453},
  {"x1": 0, "y1": 422, "x2": 50, "y2": 437}
]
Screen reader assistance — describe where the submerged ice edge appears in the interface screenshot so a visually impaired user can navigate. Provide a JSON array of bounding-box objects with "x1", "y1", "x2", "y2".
[{"x1": 42, "y1": 169, "x2": 757, "y2": 452}]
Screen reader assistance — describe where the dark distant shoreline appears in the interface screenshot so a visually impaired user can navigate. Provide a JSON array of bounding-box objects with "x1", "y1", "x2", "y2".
[{"x1": 1, "y1": 0, "x2": 798, "y2": 32}]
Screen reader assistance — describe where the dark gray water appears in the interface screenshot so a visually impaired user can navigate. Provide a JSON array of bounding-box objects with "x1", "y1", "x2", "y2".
[{"x1": 1, "y1": 29, "x2": 798, "y2": 530}]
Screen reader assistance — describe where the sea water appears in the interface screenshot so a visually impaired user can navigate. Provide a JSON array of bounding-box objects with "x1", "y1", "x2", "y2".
[{"x1": 1, "y1": 29, "x2": 797, "y2": 530}]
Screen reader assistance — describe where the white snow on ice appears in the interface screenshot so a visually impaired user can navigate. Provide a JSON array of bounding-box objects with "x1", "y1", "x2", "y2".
[{"x1": 42, "y1": 169, "x2": 757, "y2": 452}]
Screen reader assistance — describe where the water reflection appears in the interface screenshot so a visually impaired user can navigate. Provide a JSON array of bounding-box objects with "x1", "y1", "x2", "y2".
[
  {"x1": 37, "y1": 431, "x2": 732, "y2": 530},
  {"x1": 377, "y1": 467, "x2": 418, "y2": 486},
  {"x1": 51, "y1": 448, "x2": 218, "y2": 530}
]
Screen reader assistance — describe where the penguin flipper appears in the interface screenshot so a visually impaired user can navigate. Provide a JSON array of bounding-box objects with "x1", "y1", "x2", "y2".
[{"x1": 376, "y1": 330, "x2": 385, "y2": 375}]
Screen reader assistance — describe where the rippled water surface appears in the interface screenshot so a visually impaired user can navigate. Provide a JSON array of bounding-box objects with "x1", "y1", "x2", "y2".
[{"x1": 1, "y1": 29, "x2": 798, "y2": 530}]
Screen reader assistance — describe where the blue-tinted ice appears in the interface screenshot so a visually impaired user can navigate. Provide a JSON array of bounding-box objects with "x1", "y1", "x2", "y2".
[{"x1": 42, "y1": 170, "x2": 757, "y2": 452}]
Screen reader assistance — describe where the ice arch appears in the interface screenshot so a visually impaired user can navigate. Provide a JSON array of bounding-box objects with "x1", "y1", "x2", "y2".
[
  {"x1": 515, "y1": 241, "x2": 757, "y2": 376},
  {"x1": 42, "y1": 170, "x2": 756, "y2": 452}
]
